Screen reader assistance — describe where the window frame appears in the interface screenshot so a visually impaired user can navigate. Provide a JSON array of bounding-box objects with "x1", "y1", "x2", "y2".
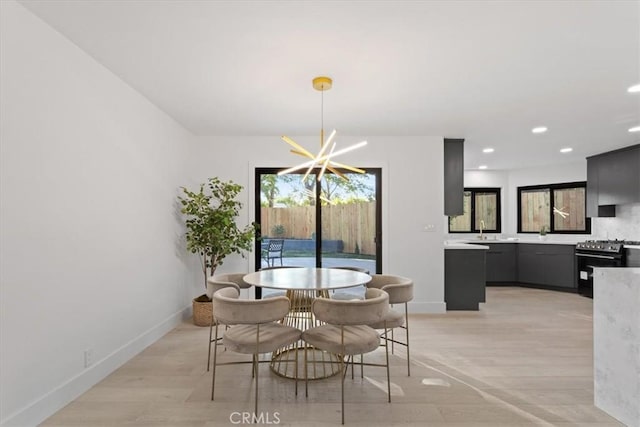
[
  {"x1": 448, "y1": 187, "x2": 502, "y2": 234},
  {"x1": 517, "y1": 181, "x2": 591, "y2": 234}
]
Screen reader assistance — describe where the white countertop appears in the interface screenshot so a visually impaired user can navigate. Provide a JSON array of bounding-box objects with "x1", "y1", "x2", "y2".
[
  {"x1": 447, "y1": 239, "x2": 579, "y2": 246},
  {"x1": 444, "y1": 240, "x2": 640, "y2": 252},
  {"x1": 447, "y1": 239, "x2": 640, "y2": 249},
  {"x1": 444, "y1": 242, "x2": 489, "y2": 250}
]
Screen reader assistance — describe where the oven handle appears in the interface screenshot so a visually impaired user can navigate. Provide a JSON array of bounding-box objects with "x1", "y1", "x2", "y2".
[{"x1": 575, "y1": 253, "x2": 618, "y2": 260}]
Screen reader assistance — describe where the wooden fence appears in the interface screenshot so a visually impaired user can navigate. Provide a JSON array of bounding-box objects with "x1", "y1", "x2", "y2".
[
  {"x1": 261, "y1": 202, "x2": 376, "y2": 255},
  {"x1": 553, "y1": 187, "x2": 586, "y2": 231},
  {"x1": 520, "y1": 187, "x2": 586, "y2": 232},
  {"x1": 520, "y1": 190, "x2": 550, "y2": 232}
]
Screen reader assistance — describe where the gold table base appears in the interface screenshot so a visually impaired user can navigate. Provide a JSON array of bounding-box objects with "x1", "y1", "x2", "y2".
[{"x1": 270, "y1": 289, "x2": 342, "y2": 380}]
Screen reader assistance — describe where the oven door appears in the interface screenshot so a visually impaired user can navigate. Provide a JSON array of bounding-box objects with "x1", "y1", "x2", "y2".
[{"x1": 576, "y1": 252, "x2": 623, "y2": 297}]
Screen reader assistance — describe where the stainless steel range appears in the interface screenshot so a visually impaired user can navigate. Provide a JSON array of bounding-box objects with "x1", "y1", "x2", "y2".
[{"x1": 575, "y1": 240, "x2": 637, "y2": 297}]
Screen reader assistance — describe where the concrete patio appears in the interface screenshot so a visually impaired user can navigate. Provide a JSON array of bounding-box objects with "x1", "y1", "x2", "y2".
[{"x1": 260, "y1": 256, "x2": 376, "y2": 272}]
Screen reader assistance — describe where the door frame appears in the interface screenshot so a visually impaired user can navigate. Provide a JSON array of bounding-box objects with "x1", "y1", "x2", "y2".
[{"x1": 254, "y1": 167, "x2": 382, "y2": 274}]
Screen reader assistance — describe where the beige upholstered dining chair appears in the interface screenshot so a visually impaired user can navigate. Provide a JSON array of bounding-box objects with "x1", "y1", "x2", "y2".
[
  {"x1": 301, "y1": 288, "x2": 391, "y2": 425},
  {"x1": 366, "y1": 274, "x2": 414, "y2": 376},
  {"x1": 207, "y1": 273, "x2": 252, "y2": 298},
  {"x1": 205, "y1": 273, "x2": 253, "y2": 371},
  {"x1": 331, "y1": 266, "x2": 370, "y2": 300},
  {"x1": 211, "y1": 287, "x2": 302, "y2": 415}
]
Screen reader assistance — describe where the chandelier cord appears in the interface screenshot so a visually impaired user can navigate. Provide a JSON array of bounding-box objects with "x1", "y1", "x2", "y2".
[{"x1": 320, "y1": 86, "x2": 324, "y2": 147}]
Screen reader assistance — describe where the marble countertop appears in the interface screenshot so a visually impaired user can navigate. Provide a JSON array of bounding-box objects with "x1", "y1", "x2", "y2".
[
  {"x1": 593, "y1": 267, "x2": 640, "y2": 427},
  {"x1": 593, "y1": 267, "x2": 640, "y2": 275}
]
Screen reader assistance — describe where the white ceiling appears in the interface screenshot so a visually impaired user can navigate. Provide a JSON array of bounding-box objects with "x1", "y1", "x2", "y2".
[{"x1": 19, "y1": 0, "x2": 640, "y2": 170}]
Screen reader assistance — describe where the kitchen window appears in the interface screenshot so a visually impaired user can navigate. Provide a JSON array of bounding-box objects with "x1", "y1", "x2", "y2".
[
  {"x1": 449, "y1": 188, "x2": 501, "y2": 233},
  {"x1": 517, "y1": 181, "x2": 590, "y2": 234}
]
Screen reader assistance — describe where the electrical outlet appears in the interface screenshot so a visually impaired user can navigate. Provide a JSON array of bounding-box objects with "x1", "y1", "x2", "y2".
[
  {"x1": 423, "y1": 224, "x2": 436, "y2": 232},
  {"x1": 84, "y1": 349, "x2": 94, "y2": 368}
]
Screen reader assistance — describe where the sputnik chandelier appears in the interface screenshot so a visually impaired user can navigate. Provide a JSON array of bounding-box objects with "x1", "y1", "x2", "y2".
[{"x1": 278, "y1": 76, "x2": 367, "y2": 182}]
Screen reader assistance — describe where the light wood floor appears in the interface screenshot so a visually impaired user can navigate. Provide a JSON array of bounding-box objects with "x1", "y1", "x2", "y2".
[{"x1": 42, "y1": 287, "x2": 624, "y2": 426}]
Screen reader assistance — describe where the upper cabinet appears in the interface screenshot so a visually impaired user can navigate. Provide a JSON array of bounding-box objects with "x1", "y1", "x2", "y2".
[
  {"x1": 444, "y1": 138, "x2": 464, "y2": 216},
  {"x1": 586, "y1": 155, "x2": 600, "y2": 217},
  {"x1": 587, "y1": 144, "x2": 640, "y2": 217}
]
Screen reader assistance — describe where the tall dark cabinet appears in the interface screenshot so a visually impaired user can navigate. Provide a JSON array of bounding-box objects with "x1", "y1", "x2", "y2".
[{"x1": 444, "y1": 138, "x2": 464, "y2": 216}]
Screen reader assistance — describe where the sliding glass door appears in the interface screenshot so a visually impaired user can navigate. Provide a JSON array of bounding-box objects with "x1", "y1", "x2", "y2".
[
  {"x1": 256, "y1": 171, "x2": 317, "y2": 269},
  {"x1": 255, "y1": 168, "x2": 381, "y2": 277},
  {"x1": 318, "y1": 172, "x2": 379, "y2": 272}
]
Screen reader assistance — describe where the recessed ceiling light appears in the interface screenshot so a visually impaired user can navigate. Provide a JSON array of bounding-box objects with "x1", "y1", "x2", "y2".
[
  {"x1": 532, "y1": 127, "x2": 548, "y2": 134},
  {"x1": 629, "y1": 126, "x2": 640, "y2": 133},
  {"x1": 482, "y1": 148, "x2": 495, "y2": 153},
  {"x1": 628, "y1": 84, "x2": 640, "y2": 93},
  {"x1": 478, "y1": 165, "x2": 488, "y2": 170},
  {"x1": 560, "y1": 147, "x2": 573, "y2": 153}
]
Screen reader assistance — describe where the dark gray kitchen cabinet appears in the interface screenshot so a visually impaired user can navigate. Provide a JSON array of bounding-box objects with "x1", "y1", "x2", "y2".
[
  {"x1": 485, "y1": 243, "x2": 517, "y2": 282},
  {"x1": 544, "y1": 247, "x2": 576, "y2": 288},
  {"x1": 588, "y1": 144, "x2": 640, "y2": 211},
  {"x1": 445, "y1": 248, "x2": 486, "y2": 310},
  {"x1": 586, "y1": 156, "x2": 599, "y2": 218},
  {"x1": 517, "y1": 245, "x2": 547, "y2": 285},
  {"x1": 587, "y1": 156, "x2": 615, "y2": 217},
  {"x1": 517, "y1": 244, "x2": 576, "y2": 289},
  {"x1": 627, "y1": 248, "x2": 640, "y2": 267},
  {"x1": 444, "y1": 138, "x2": 464, "y2": 216}
]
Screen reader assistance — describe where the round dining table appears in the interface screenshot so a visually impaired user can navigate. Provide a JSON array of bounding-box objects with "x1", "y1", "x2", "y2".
[
  {"x1": 243, "y1": 267, "x2": 372, "y2": 379},
  {"x1": 243, "y1": 267, "x2": 371, "y2": 293}
]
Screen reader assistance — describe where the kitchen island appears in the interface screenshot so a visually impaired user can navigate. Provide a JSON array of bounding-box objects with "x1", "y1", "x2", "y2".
[
  {"x1": 593, "y1": 267, "x2": 640, "y2": 427},
  {"x1": 444, "y1": 242, "x2": 488, "y2": 310}
]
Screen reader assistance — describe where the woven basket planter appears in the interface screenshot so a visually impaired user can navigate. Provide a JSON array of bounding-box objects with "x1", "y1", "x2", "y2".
[{"x1": 192, "y1": 294, "x2": 213, "y2": 327}]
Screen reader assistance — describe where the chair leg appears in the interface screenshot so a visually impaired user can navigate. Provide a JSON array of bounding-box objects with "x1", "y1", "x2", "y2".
[
  {"x1": 384, "y1": 325, "x2": 391, "y2": 403},
  {"x1": 254, "y1": 352, "x2": 259, "y2": 417},
  {"x1": 351, "y1": 354, "x2": 354, "y2": 379},
  {"x1": 341, "y1": 354, "x2": 345, "y2": 425},
  {"x1": 252, "y1": 354, "x2": 256, "y2": 378},
  {"x1": 211, "y1": 324, "x2": 220, "y2": 401},
  {"x1": 391, "y1": 327, "x2": 395, "y2": 354},
  {"x1": 207, "y1": 317, "x2": 214, "y2": 371},
  {"x1": 405, "y1": 302, "x2": 411, "y2": 377},
  {"x1": 304, "y1": 345, "x2": 309, "y2": 397},
  {"x1": 294, "y1": 346, "x2": 299, "y2": 396}
]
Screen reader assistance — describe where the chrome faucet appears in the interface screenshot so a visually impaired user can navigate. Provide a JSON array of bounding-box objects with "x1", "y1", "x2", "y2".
[{"x1": 479, "y1": 220, "x2": 486, "y2": 240}]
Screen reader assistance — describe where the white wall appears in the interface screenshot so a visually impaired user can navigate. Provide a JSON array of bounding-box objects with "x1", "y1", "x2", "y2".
[
  {"x1": 0, "y1": 2, "x2": 197, "y2": 425},
  {"x1": 190, "y1": 135, "x2": 446, "y2": 312}
]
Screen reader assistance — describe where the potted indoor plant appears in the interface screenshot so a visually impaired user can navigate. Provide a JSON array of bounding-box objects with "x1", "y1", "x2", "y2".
[
  {"x1": 539, "y1": 225, "x2": 548, "y2": 241},
  {"x1": 179, "y1": 177, "x2": 257, "y2": 326}
]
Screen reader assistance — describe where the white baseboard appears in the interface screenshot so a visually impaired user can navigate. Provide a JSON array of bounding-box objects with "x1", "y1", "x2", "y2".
[
  {"x1": 1, "y1": 305, "x2": 192, "y2": 427},
  {"x1": 408, "y1": 301, "x2": 446, "y2": 313}
]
